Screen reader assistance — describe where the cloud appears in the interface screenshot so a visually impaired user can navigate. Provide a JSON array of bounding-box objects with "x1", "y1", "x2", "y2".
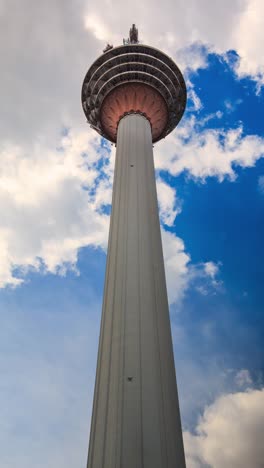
[
  {"x1": 156, "y1": 179, "x2": 182, "y2": 226},
  {"x1": 84, "y1": 0, "x2": 264, "y2": 87},
  {"x1": 184, "y1": 387, "x2": 264, "y2": 468},
  {"x1": 0, "y1": 0, "x2": 263, "y2": 151},
  {"x1": 0, "y1": 0, "x2": 103, "y2": 147},
  {"x1": 155, "y1": 121, "x2": 264, "y2": 181},
  {"x1": 224, "y1": 98, "x2": 243, "y2": 114},
  {"x1": 235, "y1": 369, "x2": 253, "y2": 387},
  {"x1": 157, "y1": 180, "x2": 221, "y2": 305},
  {"x1": 203, "y1": 262, "x2": 219, "y2": 279},
  {"x1": 175, "y1": 44, "x2": 209, "y2": 75},
  {"x1": 0, "y1": 128, "x2": 110, "y2": 287},
  {"x1": 0, "y1": 118, "x2": 222, "y2": 302},
  {"x1": 161, "y1": 229, "x2": 190, "y2": 305},
  {"x1": 1, "y1": 0, "x2": 255, "y2": 300},
  {"x1": 188, "y1": 89, "x2": 203, "y2": 112},
  {"x1": 230, "y1": 0, "x2": 264, "y2": 89},
  {"x1": 84, "y1": 14, "x2": 111, "y2": 41},
  {"x1": 189, "y1": 261, "x2": 223, "y2": 297},
  {"x1": 203, "y1": 262, "x2": 222, "y2": 289},
  {"x1": 0, "y1": 0, "x2": 262, "y2": 288},
  {"x1": 161, "y1": 230, "x2": 222, "y2": 305}
]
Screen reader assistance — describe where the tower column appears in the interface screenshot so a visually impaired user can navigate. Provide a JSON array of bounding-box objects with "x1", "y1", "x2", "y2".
[{"x1": 87, "y1": 114, "x2": 186, "y2": 468}]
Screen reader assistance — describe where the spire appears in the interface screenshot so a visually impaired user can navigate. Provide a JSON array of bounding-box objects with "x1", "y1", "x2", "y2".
[
  {"x1": 129, "y1": 24, "x2": 139, "y2": 43},
  {"x1": 123, "y1": 24, "x2": 139, "y2": 45}
]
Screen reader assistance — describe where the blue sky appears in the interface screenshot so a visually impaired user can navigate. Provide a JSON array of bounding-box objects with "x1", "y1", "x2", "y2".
[{"x1": 0, "y1": 1, "x2": 264, "y2": 467}]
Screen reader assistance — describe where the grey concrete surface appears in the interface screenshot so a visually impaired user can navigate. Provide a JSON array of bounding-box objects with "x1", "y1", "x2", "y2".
[{"x1": 87, "y1": 114, "x2": 186, "y2": 468}]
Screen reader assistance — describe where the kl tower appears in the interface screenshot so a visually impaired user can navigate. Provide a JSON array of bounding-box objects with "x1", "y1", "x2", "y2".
[{"x1": 82, "y1": 25, "x2": 187, "y2": 468}]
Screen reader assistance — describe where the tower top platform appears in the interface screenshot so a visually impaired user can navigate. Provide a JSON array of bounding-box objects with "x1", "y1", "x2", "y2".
[{"x1": 82, "y1": 30, "x2": 186, "y2": 143}]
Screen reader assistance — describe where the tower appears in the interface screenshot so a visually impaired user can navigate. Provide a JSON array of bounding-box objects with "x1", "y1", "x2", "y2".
[{"x1": 82, "y1": 25, "x2": 187, "y2": 468}]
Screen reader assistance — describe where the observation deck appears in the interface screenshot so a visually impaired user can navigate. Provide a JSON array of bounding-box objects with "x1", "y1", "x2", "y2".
[{"x1": 81, "y1": 28, "x2": 186, "y2": 143}]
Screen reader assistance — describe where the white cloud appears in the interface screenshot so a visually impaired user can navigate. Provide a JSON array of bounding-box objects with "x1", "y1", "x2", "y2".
[
  {"x1": 155, "y1": 121, "x2": 264, "y2": 181},
  {"x1": 184, "y1": 388, "x2": 264, "y2": 468},
  {"x1": 224, "y1": 98, "x2": 243, "y2": 113},
  {"x1": 188, "y1": 89, "x2": 203, "y2": 112},
  {"x1": 198, "y1": 264, "x2": 223, "y2": 295},
  {"x1": 156, "y1": 179, "x2": 182, "y2": 226},
  {"x1": 83, "y1": 0, "x2": 264, "y2": 87},
  {"x1": 0, "y1": 128, "x2": 110, "y2": 287},
  {"x1": 161, "y1": 229, "x2": 191, "y2": 305},
  {"x1": 84, "y1": 14, "x2": 110, "y2": 41},
  {"x1": 203, "y1": 262, "x2": 219, "y2": 279},
  {"x1": 235, "y1": 369, "x2": 253, "y2": 387},
  {"x1": 186, "y1": 78, "x2": 204, "y2": 112},
  {"x1": 1, "y1": 0, "x2": 256, "y2": 298},
  {"x1": 0, "y1": 0, "x2": 263, "y2": 153},
  {"x1": 161, "y1": 231, "x2": 222, "y2": 305},
  {"x1": 185, "y1": 260, "x2": 223, "y2": 298},
  {"x1": 231, "y1": 0, "x2": 264, "y2": 88},
  {"x1": 84, "y1": 13, "x2": 120, "y2": 45},
  {"x1": 175, "y1": 44, "x2": 209, "y2": 74},
  {"x1": 0, "y1": 118, "x2": 222, "y2": 301},
  {"x1": 0, "y1": 0, "x2": 101, "y2": 146},
  {"x1": 203, "y1": 262, "x2": 222, "y2": 289}
]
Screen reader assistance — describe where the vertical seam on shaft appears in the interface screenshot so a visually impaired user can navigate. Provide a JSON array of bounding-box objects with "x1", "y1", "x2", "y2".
[
  {"x1": 120, "y1": 115, "x2": 129, "y2": 467},
  {"x1": 115, "y1": 118, "x2": 127, "y2": 468},
  {"x1": 137, "y1": 116, "x2": 144, "y2": 468},
  {"x1": 101, "y1": 120, "x2": 124, "y2": 468},
  {"x1": 147, "y1": 126, "x2": 169, "y2": 468},
  {"x1": 87, "y1": 130, "x2": 119, "y2": 468}
]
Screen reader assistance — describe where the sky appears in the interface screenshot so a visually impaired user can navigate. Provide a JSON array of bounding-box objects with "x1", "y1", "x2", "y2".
[{"x1": 0, "y1": 1, "x2": 264, "y2": 467}]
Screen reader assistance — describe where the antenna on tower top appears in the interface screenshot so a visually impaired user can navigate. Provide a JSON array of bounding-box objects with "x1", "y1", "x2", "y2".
[
  {"x1": 123, "y1": 24, "x2": 139, "y2": 45},
  {"x1": 129, "y1": 24, "x2": 139, "y2": 43}
]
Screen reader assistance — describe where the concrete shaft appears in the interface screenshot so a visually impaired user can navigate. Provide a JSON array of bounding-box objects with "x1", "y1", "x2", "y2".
[{"x1": 87, "y1": 114, "x2": 186, "y2": 468}]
